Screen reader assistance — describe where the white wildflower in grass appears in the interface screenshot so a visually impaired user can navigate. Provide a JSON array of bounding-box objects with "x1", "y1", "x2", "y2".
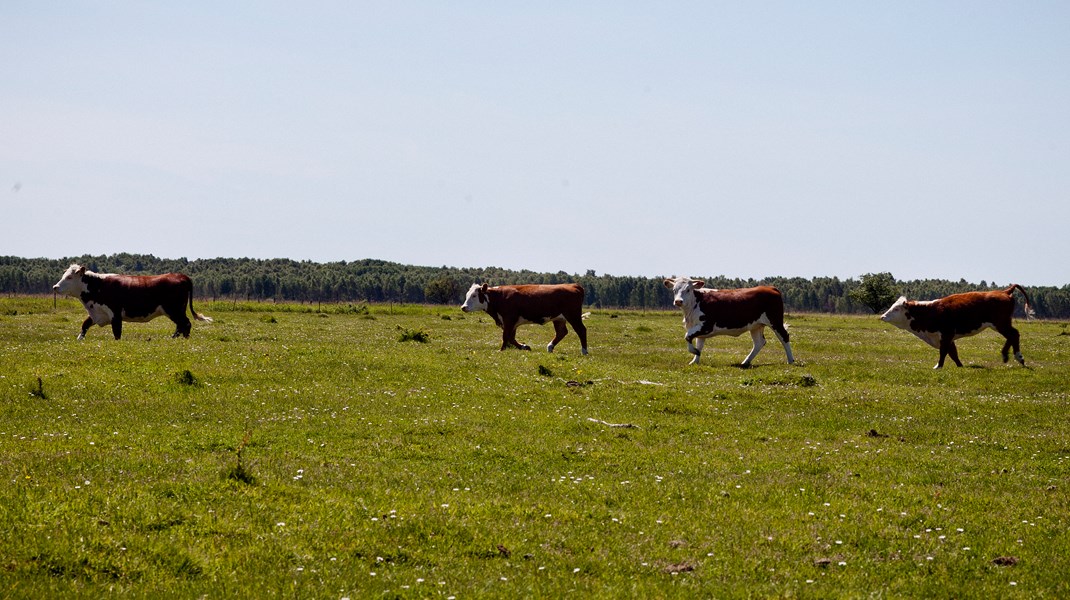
[
  {"x1": 573, "y1": 568, "x2": 581, "y2": 573},
  {"x1": 838, "y1": 562, "x2": 846, "y2": 566},
  {"x1": 276, "y1": 522, "x2": 285, "y2": 527}
]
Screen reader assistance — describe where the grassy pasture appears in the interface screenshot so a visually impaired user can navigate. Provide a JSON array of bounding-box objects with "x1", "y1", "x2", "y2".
[{"x1": 0, "y1": 296, "x2": 1067, "y2": 598}]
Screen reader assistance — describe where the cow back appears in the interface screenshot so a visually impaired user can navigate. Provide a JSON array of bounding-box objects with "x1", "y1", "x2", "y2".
[
  {"x1": 488, "y1": 284, "x2": 585, "y2": 322},
  {"x1": 696, "y1": 286, "x2": 784, "y2": 329},
  {"x1": 908, "y1": 291, "x2": 1015, "y2": 334},
  {"x1": 86, "y1": 273, "x2": 193, "y2": 317}
]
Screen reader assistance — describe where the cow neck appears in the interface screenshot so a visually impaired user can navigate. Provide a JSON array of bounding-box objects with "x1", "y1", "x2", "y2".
[
  {"x1": 79, "y1": 272, "x2": 106, "y2": 301},
  {"x1": 484, "y1": 292, "x2": 504, "y2": 327}
]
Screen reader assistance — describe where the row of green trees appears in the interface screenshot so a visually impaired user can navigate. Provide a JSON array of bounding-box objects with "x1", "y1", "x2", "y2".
[{"x1": 2, "y1": 254, "x2": 1066, "y2": 318}]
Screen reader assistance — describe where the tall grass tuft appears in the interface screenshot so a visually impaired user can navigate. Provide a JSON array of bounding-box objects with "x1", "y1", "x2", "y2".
[
  {"x1": 174, "y1": 369, "x2": 198, "y2": 386},
  {"x1": 224, "y1": 432, "x2": 256, "y2": 485},
  {"x1": 29, "y1": 376, "x2": 46, "y2": 399},
  {"x1": 397, "y1": 326, "x2": 430, "y2": 343}
]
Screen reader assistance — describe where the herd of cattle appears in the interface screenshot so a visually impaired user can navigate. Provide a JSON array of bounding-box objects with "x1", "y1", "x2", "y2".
[{"x1": 52, "y1": 264, "x2": 1036, "y2": 369}]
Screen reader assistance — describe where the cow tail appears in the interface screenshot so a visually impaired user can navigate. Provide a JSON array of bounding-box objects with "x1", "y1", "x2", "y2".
[
  {"x1": 1007, "y1": 284, "x2": 1036, "y2": 319},
  {"x1": 189, "y1": 287, "x2": 214, "y2": 323}
]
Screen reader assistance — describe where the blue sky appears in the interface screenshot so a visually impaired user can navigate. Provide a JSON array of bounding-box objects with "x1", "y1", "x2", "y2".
[{"x1": 3, "y1": 2, "x2": 1068, "y2": 285}]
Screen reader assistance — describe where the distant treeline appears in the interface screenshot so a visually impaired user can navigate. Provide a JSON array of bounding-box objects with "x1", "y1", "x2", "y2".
[{"x1": 3, "y1": 254, "x2": 1068, "y2": 318}]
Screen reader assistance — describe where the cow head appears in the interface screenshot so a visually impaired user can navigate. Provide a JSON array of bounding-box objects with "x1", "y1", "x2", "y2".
[
  {"x1": 53, "y1": 264, "x2": 89, "y2": 297},
  {"x1": 461, "y1": 283, "x2": 489, "y2": 313},
  {"x1": 663, "y1": 276, "x2": 705, "y2": 309},
  {"x1": 879, "y1": 296, "x2": 911, "y2": 329}
]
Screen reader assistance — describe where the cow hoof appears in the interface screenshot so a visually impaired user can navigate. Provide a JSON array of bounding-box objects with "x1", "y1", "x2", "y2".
[
  {"x1": 520, "y1": 344, "x2": 531, "y2": 351},
  {"x1": 688, "y1": 356, "x2": 700, "y2": 366},
  {"x1": 581, "y1": 348, "x2": 589, "y2": 356},
  {"x1": 546, "y1": 344, "x2": 555, "y2": 353}
]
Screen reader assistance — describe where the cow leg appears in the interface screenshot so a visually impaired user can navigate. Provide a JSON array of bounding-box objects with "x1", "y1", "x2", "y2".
[
  {"x1": 111, "y1": 315, "x2": 123, "y2": 340},
  {"x1": 78, "y1": 317, "x2": 93, "y2": 340},
  {"x1": 685, "y1": 337, "x2": 705, "y2": 365},
  {"x1": 171, "y1": 312, "x2": 193, "y2": 338},
  {"x1": 770, "y1": 322, "x2": 794, "y2": 364},
  {"x1": 996, "y1": 324, "x2": 1024, "y2": 365},
  {"x1": 741, "y1": 328, "x2": 767, "y2": 367},
  {"x1": 547, "y1": 320, "x2": 569, "y2": 353},
  {"x1": 936, "y1": 335, "x2": 962, "y2": 368},
  {"x1": 501, "y1": 320, "x2": 530, "y2": 351},
  {"x1": 565, "y1": 313, "x2": 589, "y2": 355}
]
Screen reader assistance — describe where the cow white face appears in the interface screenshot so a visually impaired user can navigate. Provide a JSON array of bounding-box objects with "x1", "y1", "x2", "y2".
[
  {"x1": 879, "y1": 296, "x2": 910, "y2": 329},
  {"x1": 461, "y1": 283, "x2": 489, "y2": 313},
  {"x1": 663, "y1": 276, "x2": 705, "y2": 308},
  {"x1": 53, "y1": 264, "x2": 88, "y2": 297}
]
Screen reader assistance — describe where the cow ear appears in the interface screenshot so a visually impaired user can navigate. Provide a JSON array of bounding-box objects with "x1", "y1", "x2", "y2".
[
  {"x1": 480, "y1": 283, "x2": 488, "y2": 293},
  {"x1": 77, "y1": 266, "x2": 86, "y2": 275},
  {"x1": 663, "y1": 279, "x2": 675, "y2": 290},
  {"x1": 693, "y1": 280, "x2": 705, "y2": 289}
]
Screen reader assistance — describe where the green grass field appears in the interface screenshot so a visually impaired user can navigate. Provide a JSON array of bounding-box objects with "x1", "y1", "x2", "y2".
[{"x1": 1, "y1": 297, "x2": 1067, "y2": 598}]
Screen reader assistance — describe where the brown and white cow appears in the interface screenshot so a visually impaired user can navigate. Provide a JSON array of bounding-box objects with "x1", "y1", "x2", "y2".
[
  {"x1": 879, "y1": 284, "x2": 1034, "y2": 369},
  {"x1": 664, "y1": 276, "x2": 794, "y2": 366},
  {"x1": 461, "y1": 283, "x2": 589, "y2": 355},
  {"x1": 53, "y1": 264, "x2": 212, "y2": 340}
]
